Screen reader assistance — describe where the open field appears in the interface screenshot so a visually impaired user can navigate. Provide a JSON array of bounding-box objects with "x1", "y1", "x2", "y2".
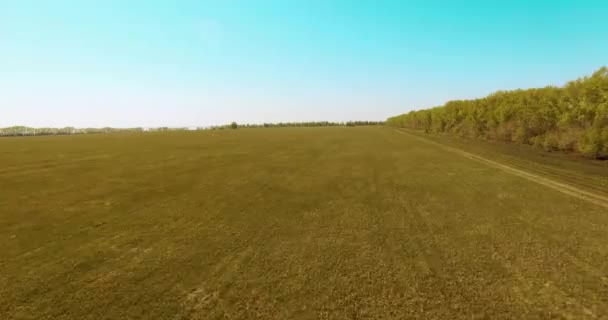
[
  {"x1": 397, "y1": 130, "x2": 608, "y2": 209},
  {"x1": 2, "y1": 126, "x2": 608, "y2": 319},
  {"x1": 403, "y1": 130, "x2": 608, "y2": 195}
]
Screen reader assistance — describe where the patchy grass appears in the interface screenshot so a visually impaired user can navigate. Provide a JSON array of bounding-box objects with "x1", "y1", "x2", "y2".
[{"x1": 2, "y1": 127, "x2": 608, "y2": 319}]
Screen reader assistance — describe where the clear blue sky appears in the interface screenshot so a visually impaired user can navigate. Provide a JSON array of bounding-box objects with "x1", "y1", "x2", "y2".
[{"x1": 2, "y1": 0, "x2": 607, "y2": 128}]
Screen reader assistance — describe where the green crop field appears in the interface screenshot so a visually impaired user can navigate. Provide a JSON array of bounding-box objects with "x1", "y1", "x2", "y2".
[{"x1": 2, "y1": 126, "x2": 608, "y2": 319}]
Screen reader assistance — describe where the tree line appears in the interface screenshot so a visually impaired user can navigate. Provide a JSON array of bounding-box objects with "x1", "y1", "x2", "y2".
[
  {"x1": 0, "y1": 121, "x2": 385, "y2": 137},
  {"x1": 386, "y1": 67, "x2": 608, "y2": 159},
  {"x1": 0, "y1": 126, "x2": 146, "y2": 137},
  {"x1": 209, "y1": 121, "x2": 384, "y2": 130}
]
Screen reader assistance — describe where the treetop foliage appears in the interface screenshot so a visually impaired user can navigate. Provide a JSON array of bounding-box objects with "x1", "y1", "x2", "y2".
[{"x1": 386, "y1": 67, "x2": 608, "y2": 159}]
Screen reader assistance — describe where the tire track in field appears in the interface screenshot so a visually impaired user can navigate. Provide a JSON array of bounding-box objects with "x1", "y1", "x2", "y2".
[
  {"x1": 395, "y1": 130, "x2": 608, "y2": 209},
  {"x1": 396, "y1": 130, "x2": 608, "y2": 316},
  {"x1": 481, "y1": 152, "x2": 608, "y2": 196}
]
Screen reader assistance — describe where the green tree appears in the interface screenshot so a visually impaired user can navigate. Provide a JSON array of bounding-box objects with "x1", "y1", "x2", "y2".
[{"x1": 386, "y1": 67, "x2": 608, "y2": 158}]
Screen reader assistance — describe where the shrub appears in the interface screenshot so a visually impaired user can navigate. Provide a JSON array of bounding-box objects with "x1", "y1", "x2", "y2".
[
  {"x1": 541, "y1": 132, "x2": 560, "y2": 151},
  {"x1": 578, "y1": 128, "x2": 603, "y2": 158}
]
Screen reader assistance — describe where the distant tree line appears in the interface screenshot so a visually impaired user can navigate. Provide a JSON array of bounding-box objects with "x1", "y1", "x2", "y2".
[
  {"x1": 0, "y1": 121, "x2": 384, "y2": 137},
  {"x1": 0, "y1": 126, "x2": 146, "y2": 137},
  {"x1": 386, "y1": 67, "x2": 608, "y2": 159},
  {"x1": 209, "y1": 121, "x2": 384, "y2": 130}
]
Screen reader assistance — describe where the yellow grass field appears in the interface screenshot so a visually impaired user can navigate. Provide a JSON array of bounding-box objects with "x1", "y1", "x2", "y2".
[{"x1": 2, "y1": 126, "x2": 608, "y2": 319}]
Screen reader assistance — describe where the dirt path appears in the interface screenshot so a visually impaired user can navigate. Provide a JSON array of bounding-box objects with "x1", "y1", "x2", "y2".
[{"x1": 396, "y1": 130, "x2": 608, "y2": 209}]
